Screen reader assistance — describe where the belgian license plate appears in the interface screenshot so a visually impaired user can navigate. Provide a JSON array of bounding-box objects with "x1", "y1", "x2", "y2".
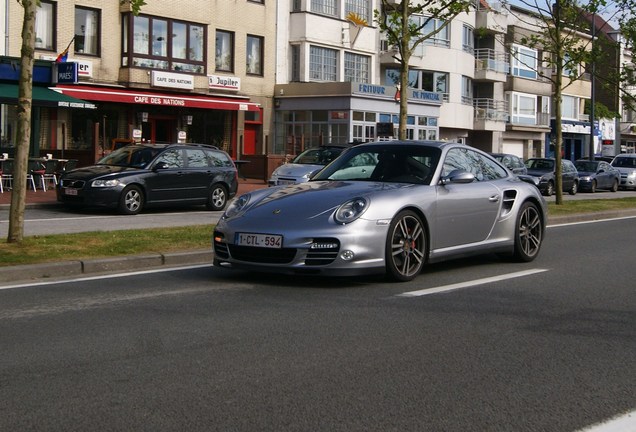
[
  {"x1": 236, "y1": 233, "x2": 283, "y2": 249},
  {"x1": 64, "y1": 188, "x2": 78, "y2": 196}
]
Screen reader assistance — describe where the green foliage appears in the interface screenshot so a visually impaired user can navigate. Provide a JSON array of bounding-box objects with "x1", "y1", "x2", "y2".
[{"x1": 120, "y1": 0, "x2": 146, "y2": 15}]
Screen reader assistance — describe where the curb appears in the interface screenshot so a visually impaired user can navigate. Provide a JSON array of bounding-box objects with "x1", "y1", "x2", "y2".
[{"x1": 0, "y1": 249, "x2": 213, "y2": 285}]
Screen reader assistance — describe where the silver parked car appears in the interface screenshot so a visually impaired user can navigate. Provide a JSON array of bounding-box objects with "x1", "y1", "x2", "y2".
[
  {"x1": 213, "y1": 141, "x2": 547, "y2": 282},
  {"x1": 268, "y1": 145, "x2": 349, "y2": 186},
  {"x1": 611, "y1": 154, "x2": 636, "y2": 190}
]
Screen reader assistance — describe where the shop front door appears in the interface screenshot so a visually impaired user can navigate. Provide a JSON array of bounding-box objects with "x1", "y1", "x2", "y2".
[{"x1": 142, "y1": 116, "x2": 175, "y2": 143}]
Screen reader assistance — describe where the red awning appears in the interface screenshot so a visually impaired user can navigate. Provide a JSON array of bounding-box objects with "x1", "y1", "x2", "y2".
[{"x1": 53, "y1": 85, "x2": 260, "y2": 112}]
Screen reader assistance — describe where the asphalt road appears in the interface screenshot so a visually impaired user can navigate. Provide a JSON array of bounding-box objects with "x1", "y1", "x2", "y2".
[
  {"x1": 1, "y1": 217, "x2": 635, "y2": 431},
  {"x1": 1, "y1": 190, "x2": 635, "y2": 237}
]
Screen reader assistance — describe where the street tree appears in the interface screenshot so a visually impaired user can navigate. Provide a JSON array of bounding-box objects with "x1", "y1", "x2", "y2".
[
  {"x1": 375, "y1": 0, "x2": 473, "y2": 140},
  {"x1": 507, "y1": 0, "x2": 627, "y2": 204},
  {"x1": 7, "y1": 0, "x2": 146, "y2": 243}
]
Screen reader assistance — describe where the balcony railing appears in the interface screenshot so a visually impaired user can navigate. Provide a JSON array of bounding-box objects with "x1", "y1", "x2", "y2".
[
  {"x1": 508, "y1": 112, "x2": 551, "y2": 127},
  {"x1": 475, "y1": 48, "x2": 509, "y2": 74},
  {"x1": 473, "y1": 98, "x2": 507, "y2": 121}
]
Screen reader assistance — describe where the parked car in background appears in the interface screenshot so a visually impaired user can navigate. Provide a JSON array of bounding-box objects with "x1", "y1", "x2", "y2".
[
  {"x1": 574, "y1": 159, "x2": 620, "y2": 192},
  {"x1": 57, "y1": 143, "x2": 238, "y2": 215},
  {"x1": 525, "y1": 157, "x2": 579, "y2": 196},
  {"x1": 214, "y1": 141, "x2": 547, "y2": 282},
  {"x1": 490, "y1": 153, "x2": 528, "y2": 175},
  {"x1": 268, "y1": 145, "x2": 349, "y2": 186},
  {"x1": 610, "y1": 154, "x2": 636, "y2": 190}
]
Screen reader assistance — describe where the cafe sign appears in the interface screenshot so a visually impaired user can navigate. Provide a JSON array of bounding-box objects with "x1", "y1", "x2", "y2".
[
  {"x1": 151, "y1": 71, "x2": 194, "y2": 90},
  {"x1": 53, "y1": 62, "x2": 78, "y2": 84}
]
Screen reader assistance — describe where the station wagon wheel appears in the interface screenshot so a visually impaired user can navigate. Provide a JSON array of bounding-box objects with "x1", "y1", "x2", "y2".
[
  {"x1": 545, "y1": 181, "x2": 554, "y2": 196},
  {"x1": 385, "y1": 210, "x2": 426, "y2": 282},
  {"x1": 513, "y1": 201, "x2": 543, "y2": 262},
  {"x1": 119, "y1": 185, "x2": 144, "y2": 215},
  {"x1": 207, "y1": 184, "x2": 228, "y2": 211}
]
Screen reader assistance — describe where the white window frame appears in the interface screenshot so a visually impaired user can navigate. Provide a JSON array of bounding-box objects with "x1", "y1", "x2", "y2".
[
  {"x1": 509, "y1": 92, "x2": 537, "y2": 125},
  {"x1": 511, "y1": 44, "x2": 538, "y2": 80},
  {"x1": 344, "y1": 52, "x2": 370, "y2": 83},
  {"x1": 311, "y1": 0, "x2": 338, "y2": 17},
  {"x1": 561, "y1": 95, "x2": 579, "y2": 120},
  {"x1": 309, "y1": 45, "x2": 338, "y2": 81}
]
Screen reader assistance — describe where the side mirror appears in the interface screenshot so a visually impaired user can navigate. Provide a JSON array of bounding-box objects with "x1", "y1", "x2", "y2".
[
  {"x1": 152, "y1": 161, "x2": 169, "y2": 171},
  {"x1": 440, "y1": 169, "x2": 475, "y2": 185}
]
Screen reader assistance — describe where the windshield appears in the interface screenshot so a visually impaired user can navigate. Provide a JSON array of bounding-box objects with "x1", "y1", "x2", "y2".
[
  {"x1": 97, "y1": 146, "x2": 162, "y2": 168},
  {"x1": 526, "y1": 159, "x2": 555, "y2": 171},
  {"x1": 612, "y1": 157, "x2": 636, "y2": 168},
  {"x1": 574, "y1": 161, "x2": 598, "y2": 172},
  {"x1": 311, "y1": 145, "x2": 441, "y2": 185},
  {"x1": 292, "y1": 147, "x2": 344, "y2": 165}
]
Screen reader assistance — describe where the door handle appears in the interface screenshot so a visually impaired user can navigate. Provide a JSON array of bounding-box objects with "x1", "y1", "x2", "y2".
[{"x1": 489, "y1": 195, "x2": 500, "y2": 202}]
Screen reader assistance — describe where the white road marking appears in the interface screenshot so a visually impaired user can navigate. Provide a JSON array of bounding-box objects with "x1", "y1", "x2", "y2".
[
  {"x1": 0, "y1": 264, "x2": 213, "y2": 291},
  {"x1": 397, "y1": 268, "x2": 549, "y2": 297},
  {"x1": 576, "y1": 410, "x2": 636, "y2": 432},
  {"x1": 547, "y1": 214, "x2": 636, "y2": 228}
]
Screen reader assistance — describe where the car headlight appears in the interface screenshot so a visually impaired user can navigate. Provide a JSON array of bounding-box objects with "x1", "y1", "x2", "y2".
[
  {"x1": 628, "y1": 170, "x2": 636, "y2": 179},
  {"x1": 91, "y1": 179, "x2": 120, "y2": 187},
  {"x1": 334, "y1": 197, "x2": 368, "y2": 224},
  {"x1": 580, "y1": 175, "x2": 591, "y2": 181},
  {"x1": 223, "y1": 193, "x2": 251, "y2": 218}
]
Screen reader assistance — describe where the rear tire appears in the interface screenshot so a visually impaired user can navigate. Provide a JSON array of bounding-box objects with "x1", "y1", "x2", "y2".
[
  {"x1": 207, "y1": 184, "x2": 228, "y2": 211},
  {"x1": 119, "y1": 185, "x2": 144, "y2": 215},
  {"x1": 512, "y1": 201, "x2": 543, "y2": 262},
  {"x1": 385, "y1": 210, "x2": 426, "y2": 282}
]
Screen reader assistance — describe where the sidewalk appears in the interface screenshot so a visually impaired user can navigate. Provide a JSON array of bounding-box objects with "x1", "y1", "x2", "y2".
[{"x1": 0, "y1": 177, "x2": 268, "y2": 208}]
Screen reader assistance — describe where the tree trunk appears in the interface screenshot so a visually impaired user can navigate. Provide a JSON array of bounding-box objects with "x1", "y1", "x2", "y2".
[{"x1": 7, "y1": 0, "x2": 37, "y2": 243}]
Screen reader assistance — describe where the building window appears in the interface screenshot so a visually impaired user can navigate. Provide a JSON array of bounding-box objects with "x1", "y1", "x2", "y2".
[
  {"x1": 311, "y1": 0, "x2": 338, "y2": 17},
  {"x1": 216, "y1": 30, "x2": 234, "y2": 72},
  {"x1": 35, "y1": 1, "x2": 55, "y2": 51},
  {"x1": 291, "y1": 45, "x2": 300, "y2": 82},
  {"x1": 508, "y1": 92, "x2": 537, "y2": 125},
  {"x1": 461, "y1": 75, "x2": 473, "y2": 105},
  {"x1": 246, "y1": 35, "x2": 264, "y2": 75},
  {"x1": 511, "y1": 44, "x2": 537, "y2": 79},
  {"x1": 74, "y1": 7, "x2": 99, "y2": 55},
  {"x1": 418, "y1": 16, "x2": 450, "y2": 48},
  {"x1": 123, "y1": 14, "x2": 206, "y2": 74},
  {"x1": 561, "y1": 95, "x2": 579, "y2": 120},
  {"x1": 344, "y1": 52, "x2": 370, "y2": 83},
  {"x1": 345, "y1": 0, "x2": 371, "y2": 22},
  {"x1": 421, "y1": 70, "x2": 448, "y2": 96},
  {"x1": 310, "y1": 46, "x2": 337, "y2": 81},
  {"x1": 462, "y1": 24, "x2": 474, "y2": 54}
]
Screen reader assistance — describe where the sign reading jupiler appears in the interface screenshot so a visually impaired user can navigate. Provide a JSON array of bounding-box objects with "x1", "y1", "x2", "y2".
[{"x1": 208, "y1": 74, "x2": 241, "y2": 91}]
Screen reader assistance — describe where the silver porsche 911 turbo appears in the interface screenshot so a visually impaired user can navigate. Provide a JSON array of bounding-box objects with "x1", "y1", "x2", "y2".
[{"x1": 213, "y1": 141, "x2": 547, "y2": 282}]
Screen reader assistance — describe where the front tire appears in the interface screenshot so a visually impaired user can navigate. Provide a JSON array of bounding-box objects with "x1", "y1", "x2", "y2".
[
  {"x1": 544, "y1": 181, "x2": 554, "y2": 196},
  {"x1": 568, "y1": 181, "x2": 578, "y2": 195},
  {"x1": 206, "y1": 184, "x2": 228, "y2": 211},
  {"x1": 590, "y1": 180, "x2": 597, "y2": 193},
  {"x1": 611, "y1": 179, "x2": 619, "y2": 192},
  {"x1": 385, "y1": 210, "x2": 426, "y2": 282},
  {"x1": 119, "y1": 185, "x2": 144, "y2": 215},
  {"x1": 512, "y1": 201, "x2": 543, "y2": 262}
]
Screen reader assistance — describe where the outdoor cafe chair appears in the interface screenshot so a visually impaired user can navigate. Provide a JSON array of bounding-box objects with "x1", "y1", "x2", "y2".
[
  {"x1": 1, "y1": 160, "x2": 36, "y2": 191},
  {"x1": 31, "y1": 159, "x2": 58, "y2": 191}
]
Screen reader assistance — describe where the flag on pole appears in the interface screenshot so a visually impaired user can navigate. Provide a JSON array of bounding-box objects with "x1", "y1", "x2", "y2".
[{"x1": 55, "y1": 37, "x2": 75, "y2": 63}]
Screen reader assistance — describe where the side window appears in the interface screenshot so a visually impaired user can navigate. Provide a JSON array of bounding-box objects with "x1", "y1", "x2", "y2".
[
  {"x1": 442, "y1": 148, "x2": 506, "y2": 181},
  {"x1": 478, "y1": 153, "x2": 508, "y2": 180},
  {"x1": 156, "y1": 149, "x2": 184, "y2": 168},
  {"x1": 207, "y1": 150, "x2": 232, "y2": 167},
  {"x1": 186, "y1": 149, "x2": 209, "y2": 168}
]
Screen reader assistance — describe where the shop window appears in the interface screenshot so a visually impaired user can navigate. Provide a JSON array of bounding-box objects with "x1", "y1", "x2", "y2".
[
  {"x1": 246, "y1": 35, "x2": 264, "y2": 76},
  {"x1": 216, "y1": 30, "x2": 234, "y2": 72},
  {"x1": 123, "y1": 13, "x2": 206, "y2": 74},
  {"x1": 35, "y1": 1, "x2": 55, "y2": 51},
  {"x1": 75, "y1": 7, "x2": 100, "y2": 56}
]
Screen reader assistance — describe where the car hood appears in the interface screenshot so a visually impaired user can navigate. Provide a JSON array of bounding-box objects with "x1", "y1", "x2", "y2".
[
  {"x1": 576, "y1": 170, "x2": 595, "y2": 176},
  {"x1": 230, "y1": 180, "x2": 420, "y2": 221},
  {"x1": 63, "y1": 165, "x2": 142, "y2": 180},
  {"x1": 526, "y1": 168, "x2": 552, "y2": 177},
  {"x1": 272, "y1": 163, "x2": 324, "y2": 177}
]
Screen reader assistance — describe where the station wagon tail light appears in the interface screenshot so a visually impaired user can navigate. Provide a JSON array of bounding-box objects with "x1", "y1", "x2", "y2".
[
  {"x1": 334, "y1": 197, "x2": 368, "y2": 224},
  {"x1": 91, "y1": 179, "x2": 120, "y2": 187}
]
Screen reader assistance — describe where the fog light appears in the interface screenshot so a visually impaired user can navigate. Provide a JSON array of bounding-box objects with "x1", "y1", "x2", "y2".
[{"x1": 341, "y1": 250, "x2": 354, "y2": 260}]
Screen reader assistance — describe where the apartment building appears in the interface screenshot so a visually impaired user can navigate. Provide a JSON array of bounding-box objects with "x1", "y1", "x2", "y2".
[{"x1": 0, "y1": 0, "x2": 276, "y2": 166}]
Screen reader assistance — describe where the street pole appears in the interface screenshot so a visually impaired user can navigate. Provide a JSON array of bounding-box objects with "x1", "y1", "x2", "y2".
[{"x1": 589, "y1": 11, "x2": 596, "y2": 161}]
